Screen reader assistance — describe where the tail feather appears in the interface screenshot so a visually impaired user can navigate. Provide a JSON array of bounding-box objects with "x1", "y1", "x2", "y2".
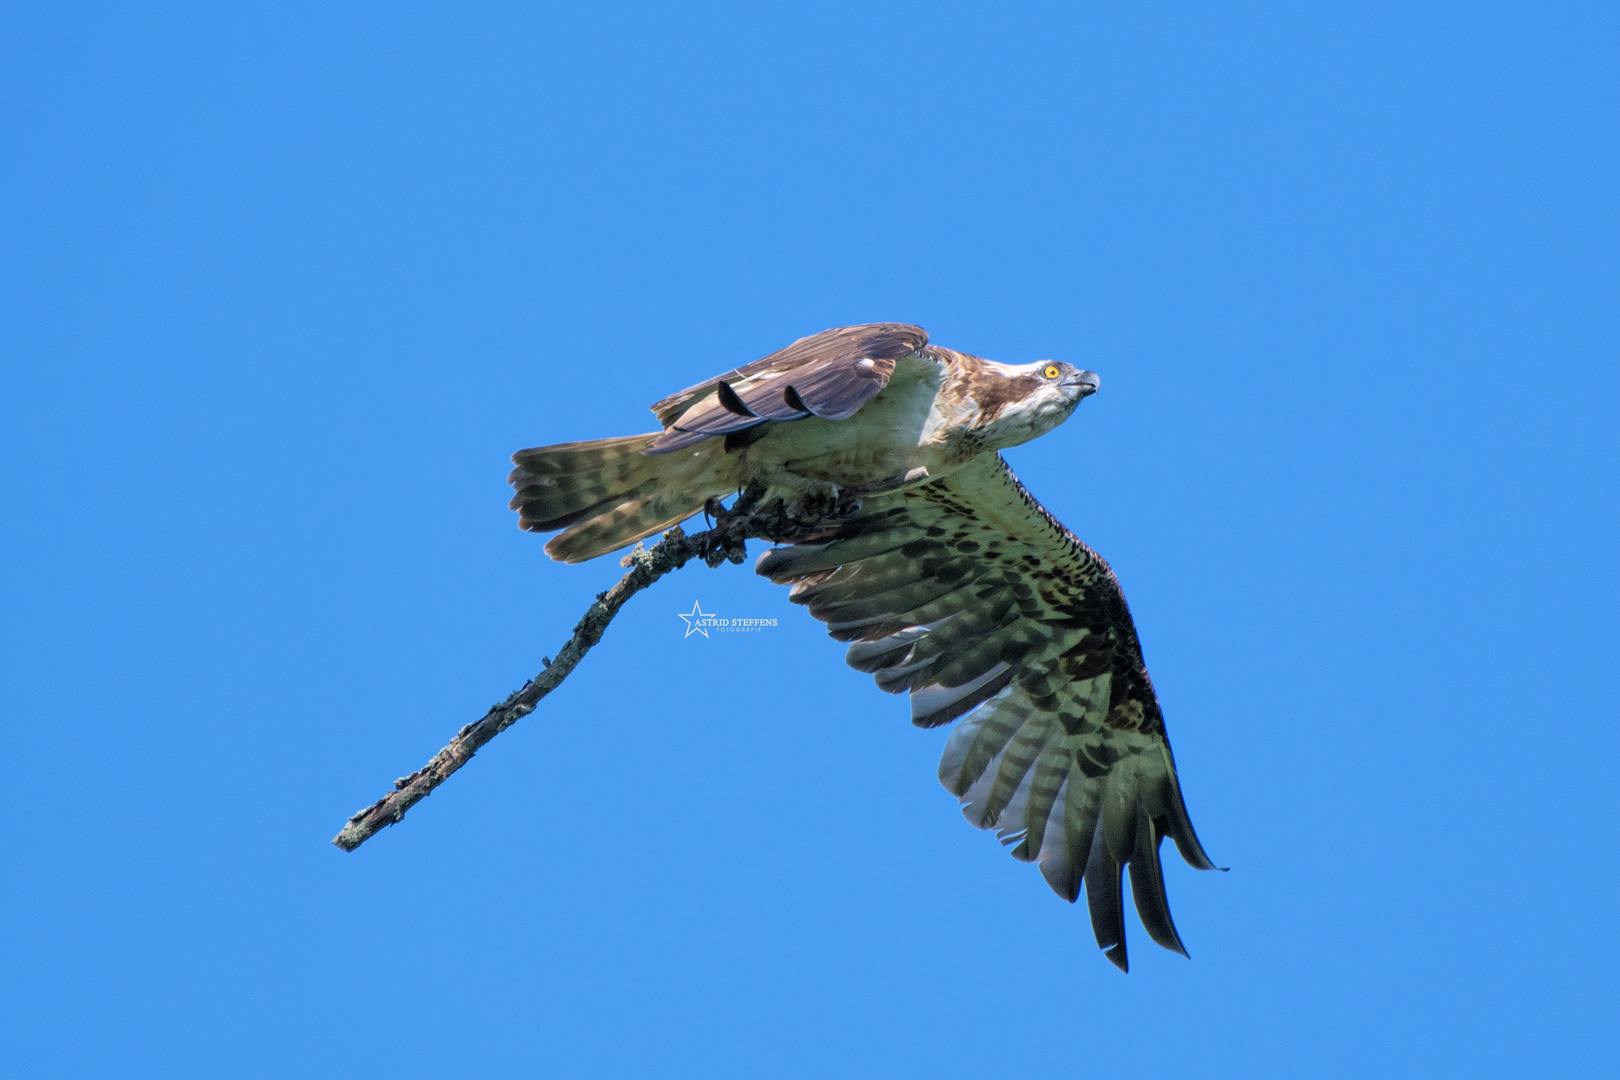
[{"x1": 508, "y1": 433, "x2": 723, "y2": 563}]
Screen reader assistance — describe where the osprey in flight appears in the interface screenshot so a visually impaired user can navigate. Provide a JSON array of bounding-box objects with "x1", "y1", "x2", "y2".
[{"x1": 509, "y1": 323, "x2": 1217, "y2": 971}]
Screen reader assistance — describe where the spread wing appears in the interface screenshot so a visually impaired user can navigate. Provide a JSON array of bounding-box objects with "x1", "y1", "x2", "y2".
[
  {"x1": 647, "y1": 323, "x2": 929, "y2": 453},
  {"x1": 756, "y1": 454, "x2": 1218, "y2": 971}
]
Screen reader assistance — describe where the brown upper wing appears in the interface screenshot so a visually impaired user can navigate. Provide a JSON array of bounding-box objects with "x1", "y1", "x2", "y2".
[
  {"x1": 755, "y1": 453, "x2": 1218, "y2": 971},
  {"x1": 647, "y1": 323, "x2": 929, "y2": 453}
]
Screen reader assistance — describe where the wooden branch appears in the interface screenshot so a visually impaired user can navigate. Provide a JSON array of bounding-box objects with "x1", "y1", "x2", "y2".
[{"x1": 331, "y1": 487, "x2": 840, "y2": 852}]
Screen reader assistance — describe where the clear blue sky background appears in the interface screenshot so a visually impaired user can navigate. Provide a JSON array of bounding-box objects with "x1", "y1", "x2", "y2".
[{"x1": 3, "y1": 3, "x2": 1616, "y2": 1077}]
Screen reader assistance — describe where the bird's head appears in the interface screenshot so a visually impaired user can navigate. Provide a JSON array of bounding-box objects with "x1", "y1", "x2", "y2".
[{"x1": 970, "y1": 359, "x2": 1100, "y2": 450}]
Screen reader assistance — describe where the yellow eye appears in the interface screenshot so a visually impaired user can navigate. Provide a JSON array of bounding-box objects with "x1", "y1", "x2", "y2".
[{"x1": 1042, "y1": 364, "x2": 1061, "y2": 379}]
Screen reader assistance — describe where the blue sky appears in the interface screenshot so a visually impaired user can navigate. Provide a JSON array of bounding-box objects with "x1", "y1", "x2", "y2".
[{"x1": 3, "y1": 3, "x2": 1616, "y2": 1077}]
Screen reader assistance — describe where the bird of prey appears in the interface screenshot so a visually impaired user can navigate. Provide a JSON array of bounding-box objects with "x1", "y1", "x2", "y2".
[{"x1": 509, "y1": 323, "x2": 1218, "y2": 971}]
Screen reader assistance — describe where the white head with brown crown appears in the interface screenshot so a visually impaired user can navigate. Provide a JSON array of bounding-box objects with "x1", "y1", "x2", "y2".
[{"x1": 963, "y1": 358, "x2": 1102, "y2": 450}]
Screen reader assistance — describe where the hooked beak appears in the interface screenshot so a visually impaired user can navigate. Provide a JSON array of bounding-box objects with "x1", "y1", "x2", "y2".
[{"x1": 1068, "y1": 370, "x2": 1101, "y2": 399}]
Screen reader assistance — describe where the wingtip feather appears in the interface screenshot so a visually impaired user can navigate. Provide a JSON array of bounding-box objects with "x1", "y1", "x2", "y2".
[{"x1": 1103, "y1": 943, "x2": 1129, "y2": 973}]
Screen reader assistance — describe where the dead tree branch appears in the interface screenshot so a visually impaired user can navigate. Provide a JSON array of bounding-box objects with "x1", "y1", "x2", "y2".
[{"x1": 332, "y1": 485, "x2": 843, "y2": 852}]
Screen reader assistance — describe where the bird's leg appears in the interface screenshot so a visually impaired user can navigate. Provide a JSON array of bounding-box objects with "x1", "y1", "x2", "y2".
[
  {"x1": 696, "y1": 483, "x2": 769, "y2": 567},
  {"x1": 693, "y1": 480, "x2": 847, "y2": 564},
  {"x1": 729, "y1": 480, "x2": 769, "y2": 517},
  {"x1": 784, "y1": 481, "x2": 847, "y2": 528}
]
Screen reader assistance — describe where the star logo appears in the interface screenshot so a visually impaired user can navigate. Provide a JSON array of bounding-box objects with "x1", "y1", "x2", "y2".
[{"x1": 677, "y1": 601, "x2": 715, "y2": 639}]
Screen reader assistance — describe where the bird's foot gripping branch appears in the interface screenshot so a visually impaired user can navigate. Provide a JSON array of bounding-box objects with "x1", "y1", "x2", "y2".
[{"x1": 330, "y1": 486, "x2": 838, "y2": 852}]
